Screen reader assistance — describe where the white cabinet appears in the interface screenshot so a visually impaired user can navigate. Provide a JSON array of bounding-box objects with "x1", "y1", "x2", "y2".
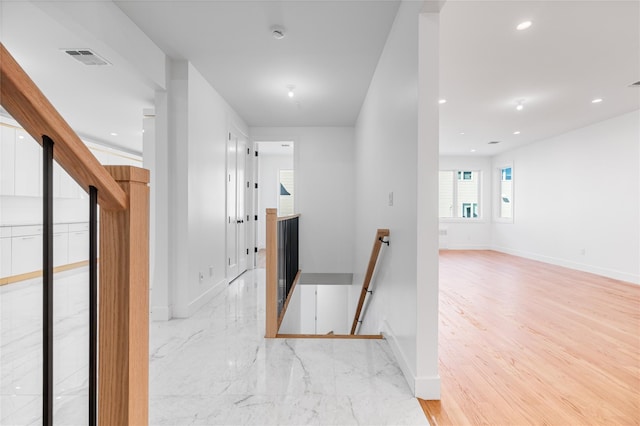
[
  {"x1": 68, "y1": 223, "x2": 89, "y2": 264},
  {"x1": 11, "y1": 225, "x2": 42, "y2": 275},
  {"x1": 14, "y1": 129, "x2": 41, "y2": 197},
  {"x1": 53, "y1": 224, "x2": 69, "y2": 267},
  {"x1": 1, "y1": 126, "x2": 16, "y2": 195},
  {"x1": 0, "y1": 227, "x2": 11, "y2": 277}
]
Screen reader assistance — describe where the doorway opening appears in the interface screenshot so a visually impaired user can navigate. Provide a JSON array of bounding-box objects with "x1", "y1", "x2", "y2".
[{"x1": 254, "y1": 141, "x2": 295, "y2": 253}]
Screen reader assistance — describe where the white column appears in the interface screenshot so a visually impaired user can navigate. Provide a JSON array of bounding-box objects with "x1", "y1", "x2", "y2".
[{"x1": 416, "y1": 10, "x2": 441, "y2": 399}]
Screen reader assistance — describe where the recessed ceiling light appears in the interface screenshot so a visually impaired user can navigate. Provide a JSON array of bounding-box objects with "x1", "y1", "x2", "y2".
[
  {"x1": 110, "y1": 132, "x2": 118, "y2": 136},
  {"x1": 459, "y1": 132, "x2": 465, "y2": 135},
  {"x1": 513, "y1": 131, "x2": 521, "y2": 135},
  {"x1": 18, "y1": 135, "x2": 24, "y2": 139},
  {"x1": 516, "y1": 21, "x2": 532, "y2": 31},
  {"x1": 286, "y1": 85, "x2": 295, "y2": 98},
  {"x1": 470, "y1": 149, "x2": 476, "y2": 153},
  {"x1": 438, "y1": 99, "x2": 447, "y2": 104},
  {"x1": 591, "y1": 98, "x2": 603, "y2": 103}
]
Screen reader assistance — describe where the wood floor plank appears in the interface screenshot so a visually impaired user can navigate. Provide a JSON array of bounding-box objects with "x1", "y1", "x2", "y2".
[{"x1": 421, "y1": 250, "x2": 640, "y2": 425}]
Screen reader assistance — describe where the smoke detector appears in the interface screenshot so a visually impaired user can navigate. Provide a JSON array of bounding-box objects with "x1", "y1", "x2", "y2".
[
  {"x1": 62, "y1": 49, "x2": 110, "y2": 66},
  {"x1": 271, "y1": 26, "x2": 286, "y2": 40}
]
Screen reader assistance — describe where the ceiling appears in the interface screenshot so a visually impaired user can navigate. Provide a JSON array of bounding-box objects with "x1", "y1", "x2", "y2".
[
  {"x1": 0, "y1": 1, "x2": 638, "y2": 156},
  {"x1": 114, "y1": 0, "x2": 401, "y2": 128},
  {"x1": 439, "y1": 0, "x2": 639, "y2": 155}
]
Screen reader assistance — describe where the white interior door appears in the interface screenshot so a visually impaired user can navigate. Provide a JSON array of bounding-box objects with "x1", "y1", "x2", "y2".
[
  {"x1": 226, "y1": 132, "x2": 239, "y2": 280},
  {"x1": 237, "y1": 137, "x2": 248, "y2": 274},
  {"x1": 227, "y1": 130, "x2": 250, "y2": 281}
]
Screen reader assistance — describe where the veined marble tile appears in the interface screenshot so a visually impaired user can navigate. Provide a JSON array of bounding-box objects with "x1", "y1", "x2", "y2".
[{"x1": 3, "y1": 269, "x2": 427, "y2": 425}]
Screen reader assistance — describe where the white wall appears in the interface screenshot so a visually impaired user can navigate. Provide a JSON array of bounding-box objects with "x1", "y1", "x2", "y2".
[
  {"x1": 250, "y1": 127, "x2": 355, "y2": 273},
  {"x1": 438, "y1": 156, "x2": 492, "y2": 249},
  {"x1": 256, "y1": 152, "x2": 293, "y2": 249},
  {"x1": 166, "y1": 61, "x2": 249, "y2": 318},
  {"x1": 353, "y1": 1, "x2": 440, "y2": 398},
  {"x1": 492, "y1": 110, "x2": 640, "y2": 284}
]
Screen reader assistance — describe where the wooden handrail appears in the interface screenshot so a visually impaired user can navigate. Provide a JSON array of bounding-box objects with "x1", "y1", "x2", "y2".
[
  {"x1": 0, "y1": 43, "x2": 127, "y2": 211},
  {"x1": 1, "y1": 43, "x2": 149, "y2": 424},
  {"x1": 350, "y1": 229, "x2": 390, "y2": 334}
]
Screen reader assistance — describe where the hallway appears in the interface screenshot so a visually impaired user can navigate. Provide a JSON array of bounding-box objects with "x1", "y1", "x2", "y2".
[{"x1": 0, "y1": 268, "x2": 427, "y2": 425}]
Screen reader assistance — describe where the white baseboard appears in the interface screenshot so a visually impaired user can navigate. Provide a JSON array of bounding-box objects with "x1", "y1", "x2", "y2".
[
  {"x1": 443, "y1": 244, "x2": 491, "y2": 250},
  {"x1": 151, "y1": 305, "x2": 171, "y2": 321},
  {"x1": 380, "y1": 320, "x2": 415, "y2": 395},
  {"x1": 173, "y1": 278, "x2": 228, "y2": 318},
  {"x1": 492, "y1": 246, "x2": 640, "y2": 285},
  {"x1": 414, "y1": 375, "x2": 441, "y2": 400}
]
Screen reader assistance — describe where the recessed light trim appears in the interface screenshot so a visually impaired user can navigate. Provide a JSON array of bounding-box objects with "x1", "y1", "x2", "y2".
[
  {"x1": 591, "y1": 98, "x2": 603, "y2": 103},
  {"x1": 516, "y1": 21, "x2": 532, "y2": 31},
  {"x1": 470, "y1": 149, "x2": 476, "y2": 153},
  {"x1": 513, "y1": 131, "x2": 521, "y2": 135},
  {"x1": 110, "y1": 132, "x2": 118, "y2": 136},
  {"x1": 271, "y1": 25, "x2": 286, "y2": 40},
  {"x1": 439, "y1": 99, "x2": 447, "y2": 104}
]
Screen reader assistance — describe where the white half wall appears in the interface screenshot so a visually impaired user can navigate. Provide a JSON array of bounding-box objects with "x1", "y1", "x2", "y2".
[
  {"x1": 438, "y1": 156, "x2": 493, "y2": 249},
  {"x1": 250, "y1": 127, "x2": 355, "y2": 274},
  {"x1": 353, "y1": 1, "x2": 441, "y2": 399},
  {"x1": 491, "y1": 110, "x2": 640, "y2": 284}
]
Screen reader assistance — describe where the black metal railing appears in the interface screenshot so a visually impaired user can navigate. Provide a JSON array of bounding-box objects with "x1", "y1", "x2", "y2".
[
  {"x1": 276, "y1": 216, "x2": 299, "y2": 317},
  {"x1": 41, "y1": 136, "x2": 98, "y2": 426}
]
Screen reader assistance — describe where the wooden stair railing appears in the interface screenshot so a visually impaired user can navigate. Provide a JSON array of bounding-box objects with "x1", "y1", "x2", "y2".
[
  {"x1": 350, "y1": 229, "x2": 390, "y2": 335},
  {"x1": 1, "y1": 42, "x2": 149, "y2": 425},
  {"x1": 265, "y1": 208, "x2": 301, "y2": 338}
]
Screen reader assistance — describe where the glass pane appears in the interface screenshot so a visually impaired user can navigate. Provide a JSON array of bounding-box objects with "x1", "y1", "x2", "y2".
[
  {"x1": 439, "y1": 171, "x2": 454, "y2": 218},
  {"x1": 500, "y1": 167, "x2": 513, "y2": 218},
  {"x1": 278, "y1": 169, "x2": 294, "y2": 216},
  {"x1": 456, "y1": 171, "x2": 479, "y2": 218}
]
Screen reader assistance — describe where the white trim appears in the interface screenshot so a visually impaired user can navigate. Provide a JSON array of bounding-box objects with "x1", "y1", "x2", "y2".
[
  {"x1": 444, "y1": 244, "x2": 492, "y2": 250},
  {"x1": 414, "y1": 374, "x2": 441, "y2": 400},
  {"x1": 173, "y1": 278, "x2": 228, "y2": 318},
  {"x1": 150, "y1": 305, "x2": 171, "y2": 321},
  {"x1": 380, "y1": 319, "x2": 416, "y2": 395},
  {"x1": 492, "y1": 246, "x2": 640, "y2": 285}
]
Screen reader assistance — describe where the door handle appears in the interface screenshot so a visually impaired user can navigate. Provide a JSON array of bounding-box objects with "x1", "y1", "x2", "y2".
[{"x1": 237, "y1": 220, "x2": 244, "y2": 224}]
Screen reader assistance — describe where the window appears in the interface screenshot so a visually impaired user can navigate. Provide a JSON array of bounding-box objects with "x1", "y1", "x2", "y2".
[
  {"x1": 499, "y1": 166, "x2": 513, "y2": 219},
  {"x1": 278, "y1": 169, "x2": 294, "y2": 216},
  {"x1": 439, "y1": 170, "x2": 481, "y2": 219}
]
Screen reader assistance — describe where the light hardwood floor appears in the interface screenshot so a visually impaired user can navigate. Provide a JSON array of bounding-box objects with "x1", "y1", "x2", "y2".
[{"x1": 420, "y1": 250, "x2": 640, "y2": 425}]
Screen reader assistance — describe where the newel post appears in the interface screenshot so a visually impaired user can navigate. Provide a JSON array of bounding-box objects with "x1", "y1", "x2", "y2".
[
  {"x1": 99, "y1": 166, "x2": 150, "y2": 425},
  {"x1": 265, "y1": 208, "x2": 278, "y2": 338}
]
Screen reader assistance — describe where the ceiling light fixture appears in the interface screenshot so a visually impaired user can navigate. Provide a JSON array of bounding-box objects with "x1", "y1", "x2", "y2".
[
  {"x1": 459, "y1": 132, "x2": 465, "y2": 135},
  {"x1": 513, "y1": 131, "x2": 521, "y2": 135},
  {"x1": 271, "y1": 25, "x2": 286, "y2": 40},
  {"x1": 516, "y1": 21, "x2": 532, "y2": 31},
  {"x1": 591, "y1": 98, "x2": 603, "y2": 103},
  {"x1": 439, "y1": 99, "x2": 447, "y2": 104},
  {"x1": 110, "y1": 132, "x2": 118, "y2": 136},
  {"x1": 470, "y1": 149, "x2": 476, "y2": 153},
  {"x1": 515, "y1": 100, "x2": 525, "y2": 111},
  {"x1": 286, "y1": 85, "x2": 295, "y2": 98}
]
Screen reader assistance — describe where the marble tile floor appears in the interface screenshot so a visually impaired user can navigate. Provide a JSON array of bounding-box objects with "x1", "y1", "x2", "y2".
[{"x1": 1, "y1": 268, "x2": 427, "y2": 425}]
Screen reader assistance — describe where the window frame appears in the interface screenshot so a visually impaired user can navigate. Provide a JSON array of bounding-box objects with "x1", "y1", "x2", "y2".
[
  {"x1": 439, "y1": 169, "x2": 483, "y2": 222},
  {"x1": 495, "y1": 163, "x2": 514, "y2": 223}
]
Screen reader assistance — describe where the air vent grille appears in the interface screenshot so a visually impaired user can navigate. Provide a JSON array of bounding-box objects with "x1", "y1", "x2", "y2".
[
  {"x1": 63, "y1": 49, "x2": 110, "y2": 66},
  {"x1": 488, "y1": 141, "x2": 501, "y2": 145},
  {"x1": 630, "y1": 81, "x2": 640, "y2": 87}
]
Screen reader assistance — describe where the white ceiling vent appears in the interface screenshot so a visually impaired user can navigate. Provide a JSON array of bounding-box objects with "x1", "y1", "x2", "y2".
[
  {"x1": 629, "y1": 81, "x2": 640, "y2": 87},
  {"x1": 63, "y1": 49, "x2": 110, "y2": 66}
]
